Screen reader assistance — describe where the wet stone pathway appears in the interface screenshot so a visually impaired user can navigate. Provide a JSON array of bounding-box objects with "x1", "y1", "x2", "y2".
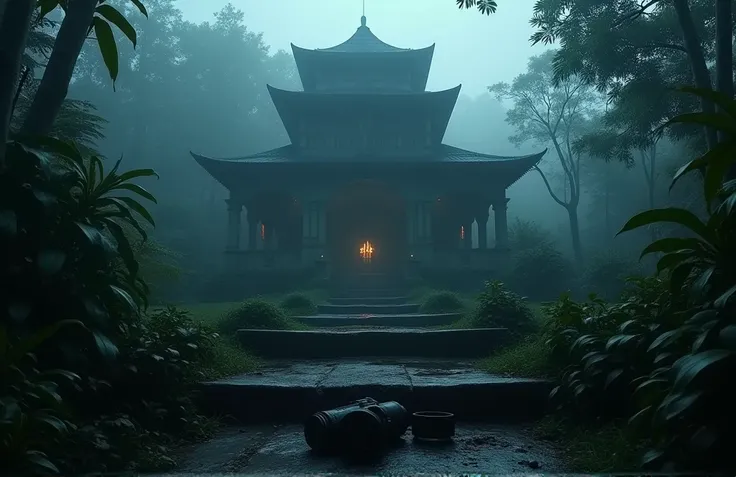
[
  {"x1": 165, "y1": 285, "x2": 563, "y2": 474},
  {"x1": 160, "y1": 422, "x2": 562, "y2": 475}
]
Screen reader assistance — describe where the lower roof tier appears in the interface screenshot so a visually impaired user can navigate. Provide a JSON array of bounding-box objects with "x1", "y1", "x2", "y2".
[{"x1": 192, "y1": 144, "x2": 546, "y2": 192}]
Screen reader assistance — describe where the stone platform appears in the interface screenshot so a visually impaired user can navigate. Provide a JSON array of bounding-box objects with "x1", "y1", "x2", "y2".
[
  {"x1": 327, "y1": 296, "x2": 409, "y2": 305},
  {"x1": 295, "y1": 312, "x2": 461, "y2": 328},
  {"x1": 236, "y1": 328, "x2": 508, "y2": 359},
  {"x1": 197, "y1": 358, "x2": 551, "y2": 423},
  {"x1": 317, "y1": 302, "x2": 421, "y2": 315},
  {"x1": 164, "y1": 422, "x2": 562, "y2": 475}
]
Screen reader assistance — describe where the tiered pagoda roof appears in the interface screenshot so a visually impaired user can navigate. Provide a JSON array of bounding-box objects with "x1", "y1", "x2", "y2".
[
  {"x1": 191, "y1": 15, "x2": 545, "y2": 187},
  {"x1": 291, "y1": 16, "x2": 434, "y2": 92}
]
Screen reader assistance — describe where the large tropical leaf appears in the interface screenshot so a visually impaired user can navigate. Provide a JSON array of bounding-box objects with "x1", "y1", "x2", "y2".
[{"x1": 618, "y1": 208, "x2": 714, "y2": 244}]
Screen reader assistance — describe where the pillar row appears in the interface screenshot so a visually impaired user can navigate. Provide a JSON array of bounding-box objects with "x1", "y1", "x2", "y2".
[{"x1": 477, "y1": 209, "x2": 489, "y2": 250}]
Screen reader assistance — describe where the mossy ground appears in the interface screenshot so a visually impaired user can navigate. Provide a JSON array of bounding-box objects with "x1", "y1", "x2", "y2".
[
  {"x1": 150, "y1": 290, "x2": 326, "y2": 378},
  {"x1": 476, "y1": 304, "x2": 645, "y2": 473},
  {"x1": 534, "y1": 416, "x2": 646, "y2": 472}
]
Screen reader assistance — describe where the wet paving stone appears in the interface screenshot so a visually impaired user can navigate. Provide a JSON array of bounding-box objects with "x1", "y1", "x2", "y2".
[{"x1": 165, "y1": 422, "x2": 564, "y2": 475}]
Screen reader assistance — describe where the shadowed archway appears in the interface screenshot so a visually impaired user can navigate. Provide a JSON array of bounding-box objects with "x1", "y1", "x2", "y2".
[{"x1": 326, "y1": 180, "x2": 407, "y2": 279}]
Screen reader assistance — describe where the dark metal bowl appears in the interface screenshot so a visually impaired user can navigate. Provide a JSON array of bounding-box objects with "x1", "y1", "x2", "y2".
[{"x1": 411, "y1": 411, "x2": 456, "y2": 442}]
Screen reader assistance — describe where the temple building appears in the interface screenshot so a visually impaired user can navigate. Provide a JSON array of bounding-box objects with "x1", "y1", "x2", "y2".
[{"x1": 192, "y1": 15, "x2": 546, "y2": 285}]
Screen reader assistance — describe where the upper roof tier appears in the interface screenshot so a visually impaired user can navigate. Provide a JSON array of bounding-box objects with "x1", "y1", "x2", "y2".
[
  {"x1": 267, "y1": 84, "x2": 461, "y2": 155},
  {"x1": 315, "y1": 15, "x2": 412, "y2": 53},
  {"x1": 291, "y1": 16, "x2": 435, "y2": 93}
]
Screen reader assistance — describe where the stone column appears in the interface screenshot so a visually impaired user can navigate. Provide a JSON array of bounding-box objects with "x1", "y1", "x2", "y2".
[
  {"x1": 493, "y1": 197, "x2": 510, "y2": 249},
  {"x1": 225, "y1": 198, "x2": 242, "y2": 250},
  {"x1": 476, "y1": 207, "x2": 489, "y2": 250}
]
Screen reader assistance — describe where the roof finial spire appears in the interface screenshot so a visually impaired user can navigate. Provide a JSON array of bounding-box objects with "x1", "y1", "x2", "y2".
[{"x1": 361, "y1": 0, "x2": 367, "y2": 26}]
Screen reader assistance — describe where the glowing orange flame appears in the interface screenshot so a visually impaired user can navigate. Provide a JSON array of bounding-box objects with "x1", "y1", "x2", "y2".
[{"x1": 360, "y1": 240, "x2": 374, "y2": 261}]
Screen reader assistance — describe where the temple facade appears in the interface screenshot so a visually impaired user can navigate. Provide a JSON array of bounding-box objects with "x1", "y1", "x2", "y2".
[{"x1": 192, "y1": 15, "x2": 546, "y2": 283}]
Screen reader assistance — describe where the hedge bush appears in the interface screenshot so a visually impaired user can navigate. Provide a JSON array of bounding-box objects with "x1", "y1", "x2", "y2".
[{"x1": 217, "y1": 299, "x2": 303, "y2": 335}]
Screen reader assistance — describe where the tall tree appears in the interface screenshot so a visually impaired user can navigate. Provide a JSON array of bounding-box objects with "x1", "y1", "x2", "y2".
[
  {"x1": 21, "y1": 0, "x2": 147, "y2": 136},
  {"x1": 0, "y1": 0, "x2": 35, "y2": 166},
  {"x1": 489, "y1": 50, "x2": 596, "y2": 262},
  {"x1": 456, "y1": 0, "x2": 735, "y2": 150}
]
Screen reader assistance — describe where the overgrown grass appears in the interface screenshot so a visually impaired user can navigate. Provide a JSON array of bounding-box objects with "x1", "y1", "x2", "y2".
[
  {"x1": 155, "y1": 288, "x2": 328, "y2": 324},
  {"x1": 478, "y1": 334, "x2": 552, "y2": 377},
  {"x1": 147, "y1": 290, "x2": 324, "y2": 380},
  {"x1": 203, "y1": 337, "x2": 261, "y2": 380},
  {"x1": 534, "y1": 416, "x2": 646, "y2": 472},
  {"x1": 475, "y1": 300, "x2": 550, "y2": 377}
]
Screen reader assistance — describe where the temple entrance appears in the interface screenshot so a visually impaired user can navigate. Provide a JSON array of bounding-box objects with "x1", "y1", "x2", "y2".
[{"x1": 326, "y1": 180, "x2": 407, "y2": 280}]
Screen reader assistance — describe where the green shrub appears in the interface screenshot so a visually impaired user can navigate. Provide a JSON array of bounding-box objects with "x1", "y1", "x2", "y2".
[
  {"x1": 217, "y1": 299, "x2": 303, "y2": 335},
  {"x1": 469, "y1": 281, "x2": 538, "y2": 336},
  {"x1": 506, "y1": 242, "x2": 574, "y2": 300},
  {"x1": 581, "y1": 252, "x2": 643, "y2": 300},
  {"x1": 58, "y1": 306, "x2": 223, "y2": 473},
  {"x1": 279, "y1": 292, "x2": 317, "y2": 316},
  {"x1": 420, "y1": 290, "x2": 465, "y2": 313}
]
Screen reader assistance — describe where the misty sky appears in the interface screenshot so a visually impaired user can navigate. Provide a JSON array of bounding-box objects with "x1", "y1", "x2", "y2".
[{"x1": 175, "y1": 0, "x2": 551, "y2": 97}]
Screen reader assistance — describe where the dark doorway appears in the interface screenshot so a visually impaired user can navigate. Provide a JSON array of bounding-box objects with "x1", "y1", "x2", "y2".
[{"x1": 326, "y1": 180, "x2": 407, "y2": 280}]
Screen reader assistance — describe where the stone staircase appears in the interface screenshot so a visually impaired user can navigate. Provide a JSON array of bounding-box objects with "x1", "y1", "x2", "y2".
[
  {"x1": 198, "y1": 273, "x2": 550, "y2": 424},
  {"x1": 297, "y1": 279, "x2": 460, "y2": 329}
]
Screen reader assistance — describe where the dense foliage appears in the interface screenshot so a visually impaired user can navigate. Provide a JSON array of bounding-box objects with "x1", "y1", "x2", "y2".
[
  {"x1": 542, "y1": 89, "x2": 736, "y2": 472},
  {"x1": 469, "y1": 281, "x2": 538, "y2": 337}
]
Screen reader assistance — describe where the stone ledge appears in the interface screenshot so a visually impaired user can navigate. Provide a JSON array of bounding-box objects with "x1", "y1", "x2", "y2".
[
  {"x1": 317, "y1": 303, "x2": 421, "y2": 315},
  {"x1": 198, "y1": 379, "x2": 551, "y2": 424},
  {"x1": 295, "y1": 313, "x2": 462, "y2": 328},
  {"x1": 327, "y1": 296, "x2": 409, "y2": 305},
  {"x1": 236, "y1": 328, "x2": 509, "y2": 359}
]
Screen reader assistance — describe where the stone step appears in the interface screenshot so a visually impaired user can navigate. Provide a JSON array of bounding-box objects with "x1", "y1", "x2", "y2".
[
  {"x1": 197, "y1": 359, "x2": 551, "y2": 423},
  {"x1": 236, "y1": 328, "x2": 508, "y2": 359},
  {"x1": 317, "y1": 303, "x2": 420, "y2": 315},
  {"x1": 296, "y1": 313, "x2": 462, "y2": 328},
  {"x1": 327, "y1": 296, "x2": 409, "y2": 305},
  {"x1": 333, "y1": 288, "x2": 408, "y2": 298}
]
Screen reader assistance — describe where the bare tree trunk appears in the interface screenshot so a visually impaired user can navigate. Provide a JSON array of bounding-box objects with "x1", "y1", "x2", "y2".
[
  {"x1": 21, "y1": 0, "x2": 98, "y2": 136},
  {"x1": 672, "y1": 0, "x2": 718, "y2": 150},
  {"x1": 0, "y1": 0, "x2": 35, "y2": 167},
  {"x1": 568, "y1": 206, "x2": 583, "y2": 263}
]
